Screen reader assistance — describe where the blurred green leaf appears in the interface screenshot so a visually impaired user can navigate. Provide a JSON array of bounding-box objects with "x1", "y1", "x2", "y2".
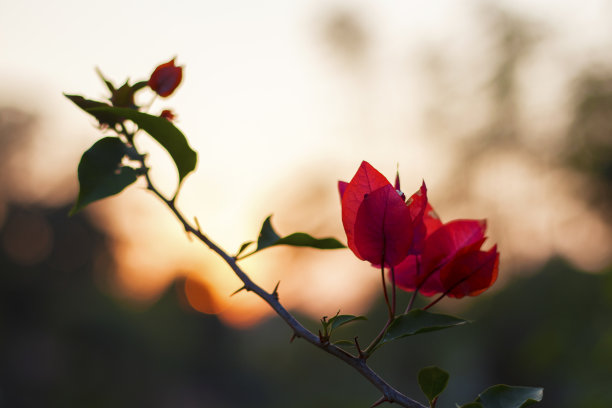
[
  {"x1": 88, "y1": 107, "x2": 197, "y2": 185},
  {"x1": 476, "y1": 385, "x2": 543, "y2": 408},
  {"x1": 379, "y1": 309, "x2": 468, "y2": 348},
  {"x1": 329, "y1": 314, "x2": 367, "y2": 331},
  {"x1": 237, "y1": 215, "x2": 345, "y2": 259},
  {"x1": 456, "y1": 403, "x2": 484, "y2": 408},
  {"x1": 418, "y1": 366, "x2": 449, "y2": 405},
  {"x1": 95, "y1": 67, "x2": 116, "y2": 94},
  {"x1": 64, "y1": 94, "x2": 119, "y2": 127},
  {"x1": 332, "y1": 339, "x2": 355, "y2": 346},
  {"x1": 71, "y1": 137, "x2": 137, "y2": 214}
]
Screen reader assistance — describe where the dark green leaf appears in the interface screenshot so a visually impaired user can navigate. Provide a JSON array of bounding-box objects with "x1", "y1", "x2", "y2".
[
  {"x1": 456, "y1": 403, "x2": 483, "y2": 408},
  {"x1": 64, "y1": 94, "x2": 119, "y2": 127},
  {"x1": 71, "y1": 137, "x2": 138, "y2": 214},
  {"x1": 95, "y1": 67, "x2": 116, "y2": 94},
  {"x1": 476, "y1": 385, "x2": 543, "y2": 408},
  {"x1": 131, "y1": 80, "x2": 149, "y2": 92},
  {"x1": 328, "y1": 314, "x2": 367, "y2": 331},
  {"x1": 110, "y1": 81, "x2": 138, "y2": 108},
  {"x1": 275, "y1": 233, "x2": 346, "y2": 250},
  {"x1": 88, "y1": 107, "x2": 197, "y2": 184},
  {"x1": 418, "y1": 366, "x2": 449, "y2": 405},
  {"x1": 235, "y1": 241, "x2": 254, "y2": 258},
  {"x1": 256, "y1": 215, "x2": 281, "y2": 250},
  {"x1": 235, "y1": 215, "x2": 345, "y2": 258},
  {"x1": 332, "y1": 340, "x2": 355, "y2": 346},
  {"x1": 379, "y1": 309, "x2": 468, "y2": 347}
]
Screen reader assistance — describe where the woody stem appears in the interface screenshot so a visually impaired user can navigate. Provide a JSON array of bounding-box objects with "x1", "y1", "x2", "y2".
[{"x1": 128, "y1": 140, "x2": 426, "y2": 408}]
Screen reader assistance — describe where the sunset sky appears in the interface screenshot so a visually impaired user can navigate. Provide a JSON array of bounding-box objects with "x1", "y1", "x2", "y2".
[{"x1": 2, "y1": 0, "x2": 612, "y2": 326}]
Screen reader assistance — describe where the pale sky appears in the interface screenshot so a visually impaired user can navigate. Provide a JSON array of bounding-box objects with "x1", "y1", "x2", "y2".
[{"x1": 2, "y1": 0, "x2": 612, "y2": 326}]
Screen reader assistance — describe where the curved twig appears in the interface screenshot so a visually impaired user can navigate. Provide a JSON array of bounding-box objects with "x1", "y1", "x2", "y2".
[{"x1": 137, "y1": 155, "x2": 425, "y2": 407}]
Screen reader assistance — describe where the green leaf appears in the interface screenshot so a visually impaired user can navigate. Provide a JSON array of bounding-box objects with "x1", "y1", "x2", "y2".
[
  {"x1": 87, "y1": 107, "x2": 197, "y2": 185},
  {"x1": 95, "y1": 67, "x2": 116, "y2": 94},
  {"x1": 64, "y1": 94, "x2": 119, "y2": 127},
  {"x1": 71, "y1": 137, "x2": 138, "y2": 214},
  {"x1": 456, "y1": 403, "x2": 483, "y2": 408},
  {"x1": 476, "y1": 385, "x2": 543, "y2": 408},
  {"x1": 379, "y1": 309, "x2": 468, "y2": 347},
  {"x1": 235, "y1": 241, "x2": 254, "y2": 258},
  {"x1": 237, "y1": 215, "x2": 345, "y2": 259},
  {"x1": 418, "y1": 366, "x2": 449, "y2": 405},
  {"x1": 332, "y1": 339, "x2": 355, "y2": 346},
  {"x1": 256, "y1": 215, "x2": 281, "y2": 250},
  {"x1": 275, "y1": 233, "x2": 347, "y2": 250},
  {"x1": 328, "y1": 314, "x2": 367, "y2": 331}
]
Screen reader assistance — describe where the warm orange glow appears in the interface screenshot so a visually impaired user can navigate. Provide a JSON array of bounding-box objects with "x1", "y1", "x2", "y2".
[
  {"x1": 2, "y1": 0, "x2": 612, "y2": 330},
  {"x1": 184, "y1": 273, "x2": 222, "y2": 315}
]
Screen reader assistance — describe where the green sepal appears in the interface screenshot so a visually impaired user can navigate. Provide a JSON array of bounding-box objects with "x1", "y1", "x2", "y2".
[
  {"x1": 71, "y1": 137, "x2": 138, "y2": 214},
  {"x1": 332, "y1": 339, "x2": 355, "y2": 346},
  {"x1": 418, "y1": 366, "x2": 449, "y2": 405}
]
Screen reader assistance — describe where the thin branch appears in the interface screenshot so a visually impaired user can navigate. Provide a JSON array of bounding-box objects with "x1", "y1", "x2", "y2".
[{"x1": 134, "y1": 153, "x2": 426, "y2": 408}]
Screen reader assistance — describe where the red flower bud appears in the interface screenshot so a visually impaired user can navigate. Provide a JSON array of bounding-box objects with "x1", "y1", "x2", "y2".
[
  {"x1": 148, "y1": 58, "x2": 183, "y2": 97},
  {"x1": 160, "y1": 109, "x2": 175, "y2": 121}
]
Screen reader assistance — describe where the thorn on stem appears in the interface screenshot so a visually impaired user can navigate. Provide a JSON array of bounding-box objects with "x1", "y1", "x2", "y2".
[
  {"x1": 231, "y1": 286, "x2": 247, "y2": 296},
  {"x1": 354, "y1": 336, "x2": 366, "y2": 359},
  {"x1": 194, "y1": 216, "x2": 202, "y2": 233},
  {"x1": 370, "y1": 396, "x2": 389, "y2": 408},
  {"x1": 272, "y1": 281, "x2": 280, "y2": 300},
  {"x1": 290, "y1": 332, "x2": 299, "y2": 343}
]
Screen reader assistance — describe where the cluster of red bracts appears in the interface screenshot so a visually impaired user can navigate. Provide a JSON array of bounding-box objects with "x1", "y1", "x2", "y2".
[{"x1": 339, "y1": 161, "x2": 499, "y2": 301}]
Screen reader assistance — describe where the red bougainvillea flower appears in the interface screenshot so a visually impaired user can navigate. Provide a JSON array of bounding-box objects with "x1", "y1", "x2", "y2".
[
  {"x1": 148, "y1": 58, "x2": 183, "y2": 97},
  {"x1": 395, "y1": 218, "x2": 499, "y2": 298},
  {"x1": 160, "y1": 109, "x2": 175, "y2": 121},
  {"x1": 339, "y1": 161, "x2": 429, "y2": 267}
]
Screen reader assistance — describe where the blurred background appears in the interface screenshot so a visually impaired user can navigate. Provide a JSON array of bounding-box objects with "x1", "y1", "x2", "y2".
[{"x1": 1, "y1": 0, "x2": 612, "y2": 406}]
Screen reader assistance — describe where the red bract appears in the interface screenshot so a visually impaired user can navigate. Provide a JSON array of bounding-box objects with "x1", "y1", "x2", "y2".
[
  {"x1": 339, "y1": 161, "x2": 428, "y2": 267},
  {"x1": 395, "y1": 218, "x2": 499, "y2": 298},
  {"x1": 148, "y1": 58, "x2": 183, "y2": 97}
]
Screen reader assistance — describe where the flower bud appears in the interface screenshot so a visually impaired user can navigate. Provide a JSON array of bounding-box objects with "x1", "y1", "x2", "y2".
[{"x1": 148, "y1": 58, "x2": 183, "y2": 97}]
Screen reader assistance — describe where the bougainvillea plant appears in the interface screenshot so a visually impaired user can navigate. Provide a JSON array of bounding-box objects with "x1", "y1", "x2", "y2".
[{"x1": 65, "y1": 58, "x2": 543, "y2": 408}]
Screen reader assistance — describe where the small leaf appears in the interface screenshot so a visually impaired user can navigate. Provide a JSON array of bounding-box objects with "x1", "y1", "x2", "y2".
[
  {"x1": 418, "y1": 366, "x2": 449, "y2": 405},
  {"x1": 476, "y1": 385, "x2": 543, "y2": 408},
  {"x1": 332, "y1": 339, "x2": 355, "y2": 346},
  {"x1": 95, "y1": 67, "x2": 116, "y2": 94},
  {"x1": 64, "y1": 94, "x2": 119, "y2": 127},
  {"x1": 275, "y1": 233, "x2": 346, "y2": 250},
  {"x1": 328, "y1": 314, "x2": 367, "y2": 331},
  {"x1": 238, "y1": 215, "x2": 345, "y2": 259},
  {"x1": 235, "y1": 241, "x2": 254, "y2": 258},
  {"x1": 379, "y1": 309, "x2": 468, "y2": 347},
  {"x1": 88, "y1": 107, "x2": 197, "y2": 185},
  {"x1": 71, "y1": 137, "x2": 138, "y2": 214},
  {"x1": 256, "y1": 215, "x2": 281, "y2": 250}
]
